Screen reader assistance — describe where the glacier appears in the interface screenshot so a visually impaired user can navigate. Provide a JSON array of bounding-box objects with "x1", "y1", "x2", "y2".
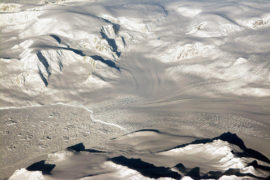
[{"x1": 1, "y1": 0, "x2": 270, "y2": 179}]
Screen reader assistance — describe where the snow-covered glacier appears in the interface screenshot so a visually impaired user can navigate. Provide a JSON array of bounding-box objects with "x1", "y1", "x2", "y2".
[{"x1": 0, "y1": 0, "x2": 270, "y2": 179}]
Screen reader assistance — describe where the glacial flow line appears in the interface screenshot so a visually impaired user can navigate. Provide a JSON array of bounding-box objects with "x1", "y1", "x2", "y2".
[{"x1": 0, "y1": 103, "x2": 126, "y2": 131}]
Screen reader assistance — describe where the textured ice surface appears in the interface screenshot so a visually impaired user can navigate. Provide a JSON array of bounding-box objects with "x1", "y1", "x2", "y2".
[
  {"x1": 1, "y1": 0, "x2": 270, "y2": 179},
  {"x1": 8, "y1": 131, "x2": 270, "y2": 180}
]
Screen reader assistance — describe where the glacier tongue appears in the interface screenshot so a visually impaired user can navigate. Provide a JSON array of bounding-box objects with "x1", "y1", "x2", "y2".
[
  {"x1": 8, "y1": 131, "x2": 270, "y2": 180},
  {"x1": 1, "y1": 0, "x2": 270, "y2": 179}
]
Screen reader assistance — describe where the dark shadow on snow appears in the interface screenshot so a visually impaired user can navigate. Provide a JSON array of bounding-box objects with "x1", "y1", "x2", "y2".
[
  {"x1": 67, "y1": 143, "x2": 105, "y2": 153},
  {"x1": 100, "y1": 17, "x2": 120, "y2": 35},
  {"x1": 37, "y1": 51, "x2": 51, "y2": 77},
  {"x1": 32, "y1": 44, "x2": 120, "y2": 71},
  {"x1": 161, "y1": 132, "x2": 270, "y2": 164},
  {"x1": 64, "y1": 46, "x2": 85, "y2": 56},
  {"x1": 174, "y1": 160, "x2": 268, "y2": 179},
  {"x1": 24, "y1": 132, "x2": 270, "y2": 180},
  {"x1": 38, "y1": 67, "x2": 48, "y2": 87},
  {"x1": 110, "y1": 156, "x2": 181, "y2": 179},
  {"x1": 100, "y1": 31, "x2": 121, "y2": 57},
  {"x1": 26, "y1": 160, "x2": 55, "y2": 175},
  {"x1": 248, "y1": 160, "x2": 270, "y2": 172},
  {"x1": 50, "y1": 34, "x2": 61, "y2": 44},
  {"x1": 201, "y1": 168, "x2": 267, "y2": 179},
  {"x1": 91, "y1": 55, "x2": 120, "y2": 71},
  {"x1": 174, "y1": 164, "x2": 201, "y2": 180}
]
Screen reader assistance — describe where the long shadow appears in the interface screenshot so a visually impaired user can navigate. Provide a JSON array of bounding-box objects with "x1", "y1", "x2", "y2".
[
  {"x1": 175, "y1": 163, "x2": 187, "y2": 174},
  {"x1": 201, "y1": 168, "x2": 267, "y2": 179},
  {"x1": 186, "y1": 167, "x2": 201, "y2": 180},
  {"x1": 36, "y1": 51, "x2": 51, "y2": 77},
  {"x1": 33, "y1": 44, "x2": 120, "y2": 71},
  {"x1": 91, "y1": 55, "x2": 120, "y2": 71},
  {"x1": 111, "y1": 129, "x2": 198, "y2": 141},
  {"x1": 111, "y1": 129, "x2": 161, "y2": 140},
  {"x1": 50, "y1": 34, "x2": 61, "y2": 44},
  {"x1": 64, "y1": 46, "x2": 85, "y2": 56},
  {"x1": 161, "y1": 132, "x2": 270, "y2": 164},
  {"x1": 26, "y1": 160, "x2": 55, "y2": 175},
  {"x1": 100, "y1": 17, "x2": 120, "y2": 35},
  {"x1": 67, "y1": 143, "x2": 105, "y2": 153},
  {"x1": 174, "y1": 164, "x2": 201, "y2": 180},
  {"x1": 100, "y1": 31, "x2": 121, "y2": 57},
  {"x1": 248, "y1": 160, "x2": 270, "y2": 172},
  {"x1": 214, "y1": 133, "x2": 270, "y2": 163},
  {"x1": 110, "y1": 156, "x2": 181, "y2": 179},
  {"x1": 174, "y1": 160, "x2": 268, "y2": 179},
  {"x1": 33, "y1": 44, "x2": 85, "y2": 57},
  {"x1": 38, "y1": 67, "x2": 48, "y2": 87}
]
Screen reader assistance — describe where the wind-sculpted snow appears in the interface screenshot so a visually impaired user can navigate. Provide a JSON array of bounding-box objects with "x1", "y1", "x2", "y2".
[
  {"x1": 2, "y1": 0, "x2": 269, "y2": 101},
  {"x1": 0, "y1": 2, "x2": 128, "y2": 102},
  {"x1": 8, "y1": 131, "x2": 270, "y2": 180},
  {"x1": 1, "y1": 0, "x2": 270, "y2": 179},
  {"x1": 0, "y1": 103, "x2": 126, "y2": 179}
]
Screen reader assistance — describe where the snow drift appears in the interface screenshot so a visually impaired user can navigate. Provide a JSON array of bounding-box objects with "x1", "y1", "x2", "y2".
[
  {"x1": 8, "y1": 131, "x2": 270, "y2": 180},
  {"x1": 1, "y1": 0, "x2": 270, "y2": 179}
]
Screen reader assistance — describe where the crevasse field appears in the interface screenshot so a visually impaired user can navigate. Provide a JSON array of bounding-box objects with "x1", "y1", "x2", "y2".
[{"x1": 0, "y1": 0, "x2": 270, "y2": 179}]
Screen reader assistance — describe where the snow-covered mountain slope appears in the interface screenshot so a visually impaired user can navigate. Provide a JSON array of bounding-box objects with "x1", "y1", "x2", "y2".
[
  {"x1": 2, "y1": 0, "x2": 270, "y2": 105},
  {"x1": 8, "y1": 131, "x2": 270, "y2": 180},
  {"x1": 1, "y1": 0, "x2": 270, "y2": 179},
  {"x1": 0, "y1": 1, "x2": 127, "y2": 105}
]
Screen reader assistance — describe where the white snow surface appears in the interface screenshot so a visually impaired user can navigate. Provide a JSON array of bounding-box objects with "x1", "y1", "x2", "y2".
[
  {"x1": 7, "y1": 130, "x2": 270, "y2": 180},
  {"x1": 8, "y1": 168, "x2": 44, "y2": 180},
  {"x1": 1, "y1": 0, "x2": 270, "y2": 103},
  {"x1": 1, "y1": 0, "x2": 270, "y2": 179}
]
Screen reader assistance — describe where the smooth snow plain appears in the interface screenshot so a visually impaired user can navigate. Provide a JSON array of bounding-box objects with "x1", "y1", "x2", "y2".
[{"x1": 0, "y1": 0, "x2": 270, "y2": 179}]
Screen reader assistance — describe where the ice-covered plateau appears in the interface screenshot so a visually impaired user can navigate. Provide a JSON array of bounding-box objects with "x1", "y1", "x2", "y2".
[{"x1": 0, "y1": 0, "x2": 270, "y2": 179}]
